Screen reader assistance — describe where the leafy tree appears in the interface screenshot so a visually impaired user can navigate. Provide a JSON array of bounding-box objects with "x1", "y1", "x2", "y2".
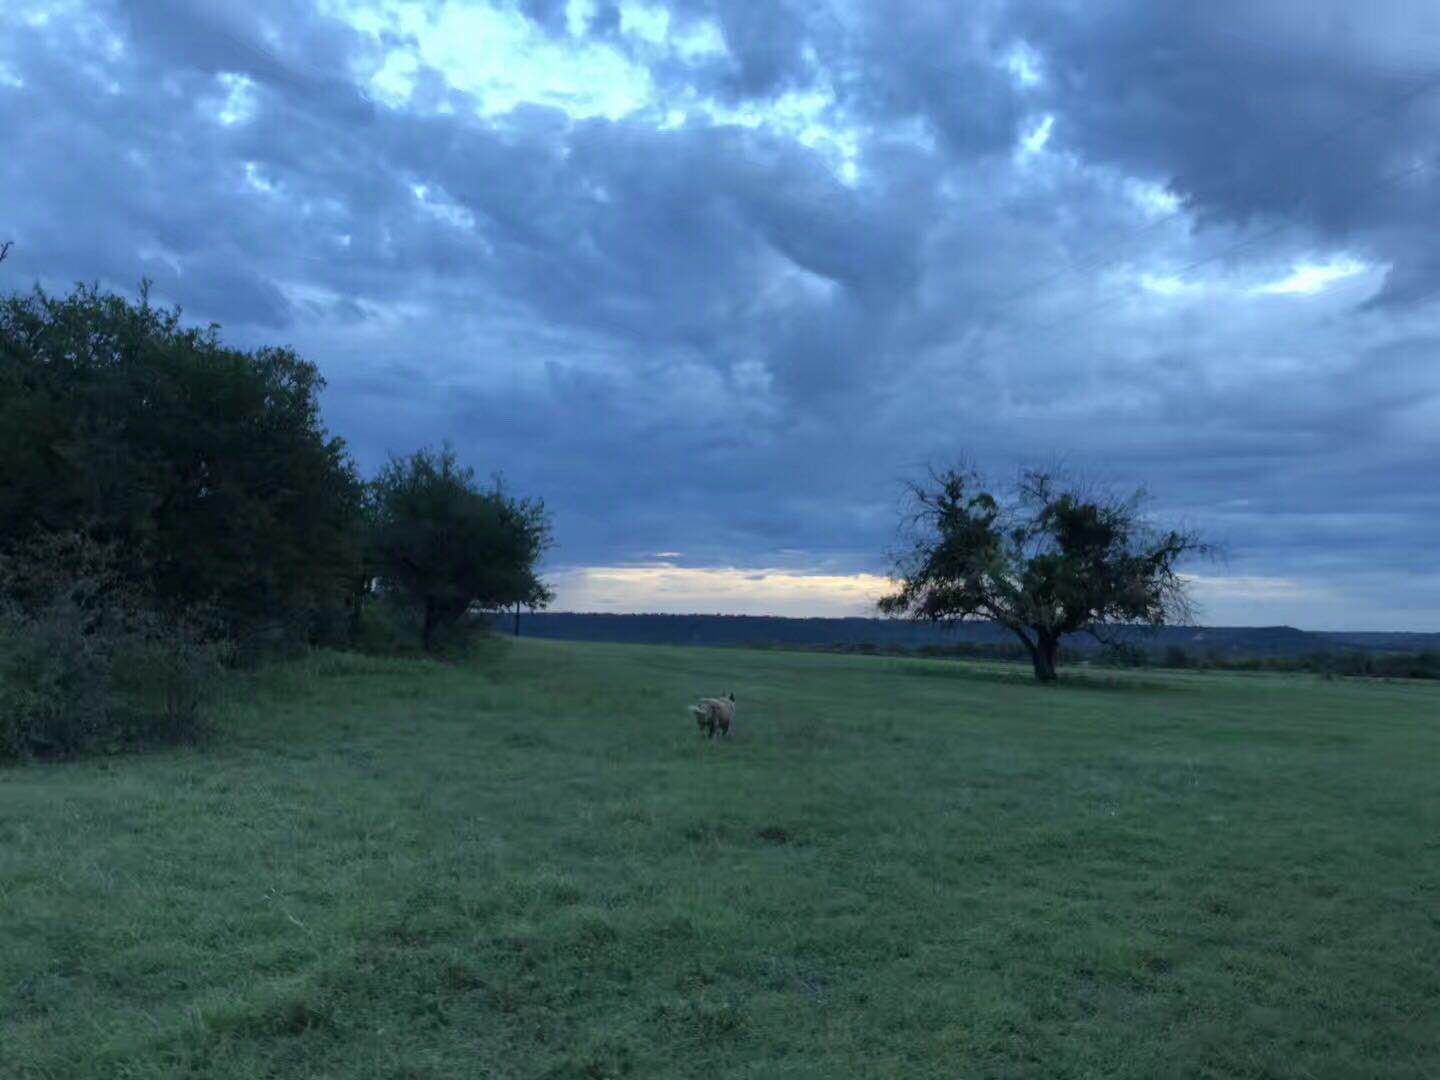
[
  {"x1": 0, "y1": 282, "x2": 366, "y2": 636},
  {"x1": 367, "y1": 446, "x2": 553, "y2": 651},
  {"x1": 880, "y1": 467, "x2": 1207, "y2": 682}
]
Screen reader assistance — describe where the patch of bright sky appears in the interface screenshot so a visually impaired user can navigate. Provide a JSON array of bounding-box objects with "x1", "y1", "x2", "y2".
[
  {"x1": 410, "y1": 183, "x2": 478, "y2": 229},
  {"x1": 0, "y1": 61, "x2": 22, "y2": 89},
  {"x1": 215, "y1": 72, "x2": 257, "y2": 126},
  {"x1": 1004, "y1": 41, "x2": 1044, "y2": 87},
  {"x1": 1185, "y1": 573, "x2": 1311, "y2": 602},
  {"x1": 547, "y1": 564, "x2": 894, "y2": 617},
  {"x1": 356, "y1": 0, "x2": 652, "y2": 118},
  {"x1": 1253, "y1": 257, "x2": 1369, "y2": 296},
  {"x1": 1125, "y1": 178, "x2": 1182, "y2": 218},
  {"x1": 17, "y1": 1, "x2": 59, "y2": 27},
  {"x1": 322, "y1": 0, "x2": 860, "y2": 182},
  {"x1": 615, "y1": 0, "x2": 725, "y2": 60},
  {"x1": 707, "y1": 87, "x2": 861, "y2": 184},
  {"x1": 282, "y1": 280, "x2": 353, "y2": 308},
  {"x1": 136, "y1": 242, "x2": 184, "y2": 278},
  {"x1": 1138, "y1": 273, "x2": 1204, "y2": 296},
  {"x1": 546, "y1": 565, "x2": 1390, "y2": 626},
  {"x1": 1179, "y1": 572, "x2": 1398, "y2": 629},
  {"x1": 543, "y1": 563, "x2": 1439, "y2": 628},
  {"x1": 1016, "y1": 113, "x2": 1053, "y2": 159},
  {"x1": 243, "y1": 161, "x2": 276, "y2": 194},
  {"x1": 1139, "y1": 257, "x2": 1373, "y2": 299}
]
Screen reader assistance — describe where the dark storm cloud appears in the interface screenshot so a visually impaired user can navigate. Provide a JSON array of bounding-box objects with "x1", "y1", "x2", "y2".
[
  {"x1": 2, "y1": 0, "x2": 1438, "y2": 625},
  {"x1": 706, "y1": 1, "x2": 814, "y2": 100},
  {"x1": 119, "y1": 0, "x2": 383, "y2": 114},
  {"x1": 842, "y1": 0, "x2": 1026, "y2": 156},
  {"x1": 559, "y1": 0, "x2": 824, "y2": 102},
  {"x1": 1006, "y1": 0, "x2": 1440, "y2": 305}
]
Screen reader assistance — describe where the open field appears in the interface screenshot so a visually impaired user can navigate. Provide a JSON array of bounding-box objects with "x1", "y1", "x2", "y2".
[{"x1": 3, "y1": 640, "x2": 1438, "y2": 1078}]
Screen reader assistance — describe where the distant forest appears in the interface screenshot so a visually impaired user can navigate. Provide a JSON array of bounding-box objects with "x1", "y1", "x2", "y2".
[{"x1": 511, "y1": 613, "x2": 1440, "y2": 671}]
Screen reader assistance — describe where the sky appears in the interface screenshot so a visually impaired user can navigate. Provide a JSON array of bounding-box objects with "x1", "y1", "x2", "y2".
[{"x1": 2, "y1": 0, "x2": 1439, "y2": 629}]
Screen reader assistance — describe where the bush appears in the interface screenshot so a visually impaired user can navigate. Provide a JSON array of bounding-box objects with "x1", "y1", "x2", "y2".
[
  {"x1": 1098, "y1": 642, "x2": 1150, "y2": 668},
  {"x1": 0, "y1": 605, "x2": 220, "y2": 761},
  {"x1": 0, "y1": 555, "x2": 222, "y2": 760},
  {"x1": 352, "y1": 595, "x2": 501, "y2": 661},
  {"x1": 351, "y1": 595, "x2": 426, "y2": 657},
  {"x1": 0, "y1": 597, "x2": 111, "y2": 758},
  {"x1": 1400, "y1": 651, "x2": 1440, "y2": 679},
  {"x1": 1162, "y1": 646, "x2": 1191, "y2": 669},
  {"x1": 109, "y1": 618, "x2": 225, "y2": 745},
  {"x1": 228, "y1": 619, "x2": 309, "y2": 671}
]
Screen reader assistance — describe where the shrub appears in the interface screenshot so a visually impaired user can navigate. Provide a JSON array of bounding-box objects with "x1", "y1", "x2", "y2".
[
  {"x1": 0, "y1": 543, "x2": 222, "y2": 760},
  {"x1": 108, "y1": 616, "x2": 225, "y2": 745},
  {"x1": 352, "y1": 594, "x2": 426, "y2": 657},
  {"x1": 0, "y1": 596, "x2": 111, "y2": 758},
  {"x1": 1162, "y1": 645, "x2": 1191, "y2": 669},
  {"x1": 1402, "y1": 651, "x2": 1440, "y2": 679},
  {"x1": 351, "y1": 595, "x2": 501, "y2": 661},
  {"x1": 1099, "y1": 642, "x2": 1150, "y2": 668}
]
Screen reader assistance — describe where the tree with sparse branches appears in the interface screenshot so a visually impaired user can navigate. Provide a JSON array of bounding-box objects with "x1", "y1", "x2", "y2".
[
  {"x1": 367, "y1": 446, "x2": 553, "y2": 652},
  {"x1": 880, "y1": 466, "x2": 1208, "y2": 682}
]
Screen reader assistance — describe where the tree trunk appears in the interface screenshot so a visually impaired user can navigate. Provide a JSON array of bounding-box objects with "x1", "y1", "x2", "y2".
[
  {"x1": 1031, "y1": 632, "x2": 1059, "y2": 682},
  {"x1": 422, "y1": 597, "x2": 438, "y2": 652},
  {"x1": 1013, "y1": 626, "x2": 1060, "y2": 682}
]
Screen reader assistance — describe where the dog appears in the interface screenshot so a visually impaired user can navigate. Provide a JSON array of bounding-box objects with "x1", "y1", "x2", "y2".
[{"x1": 689, "y1": 692, "x2": 736, "y2": 738}]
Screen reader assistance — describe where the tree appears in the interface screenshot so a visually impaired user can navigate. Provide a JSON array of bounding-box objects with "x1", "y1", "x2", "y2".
[
  {"x1": 0, "y1": 282, "x2": 366, "y2": 637},
  {"x1": 880, "y1": 466, "x2": 1207, "y2": 682},
  {"x1": 367, "y1": 446, "x2": 553, "y2": 652}
]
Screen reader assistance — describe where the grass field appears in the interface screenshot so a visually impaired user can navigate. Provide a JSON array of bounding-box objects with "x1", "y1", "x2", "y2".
[{"x1": 2, "y1": 639, "x2": 1438, "y2": 1079}]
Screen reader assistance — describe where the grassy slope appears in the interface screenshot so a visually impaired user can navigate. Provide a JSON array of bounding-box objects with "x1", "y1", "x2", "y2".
[{"x1": 2, "y1": 640, "x2": 1438, "y2": 1079}]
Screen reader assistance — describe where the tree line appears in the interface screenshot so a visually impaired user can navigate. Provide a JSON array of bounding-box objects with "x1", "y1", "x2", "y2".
[{"x1": 0, "y1": 282, "x2": 551, "y2": 757}]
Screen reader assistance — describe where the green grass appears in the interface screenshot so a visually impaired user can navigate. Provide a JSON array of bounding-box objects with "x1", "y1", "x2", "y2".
[{"x1": 2, "y1": 639, "x2": 1438, "y2": 1079}]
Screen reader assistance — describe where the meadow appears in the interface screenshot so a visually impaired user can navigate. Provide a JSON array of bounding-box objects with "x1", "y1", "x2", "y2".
[{"x1": 2, "y1": 639, "x2": 1437, "y2": 1078}]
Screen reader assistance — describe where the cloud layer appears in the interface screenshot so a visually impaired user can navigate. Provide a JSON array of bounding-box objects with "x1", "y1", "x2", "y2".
[{"x1": 3, "y1": 0, "x2": 1438, "y2": 628}]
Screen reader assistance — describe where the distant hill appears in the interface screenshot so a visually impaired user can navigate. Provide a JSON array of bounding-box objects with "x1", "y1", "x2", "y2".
[{"x1": 510, "y1": 613, "x2": 1440, "y2": 659}]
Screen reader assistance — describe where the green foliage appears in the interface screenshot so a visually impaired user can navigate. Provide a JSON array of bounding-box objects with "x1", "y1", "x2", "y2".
[
  {"x1": 350, "y1": 593, "x2": 425, "y2": 657},
  {"x1": 1099, "y1": 641, "x2": 1151, "y2": 668},
  {"x1": 1165, "y1": 647, "x2": 1440, "y2": 680},
  {"x1": 1164, "y1": 645, "x2": 1192, "y2": 668},
  {"x1": 367, "y1": 445, "x2": 552, "y2": 652},
  {"x1": 882, "y1": 467, "x2": 1207, "y2": 681},
  {"x1": 0, "y1": 596, "x2": 112, "y2": 758},
  {"x1": 0, "y1": 583, "x2": 221, "y2": 761},
  {"x1": 351, "y1": 592, "x2": 505, "y2": 660},
  {"x1": 0, "y1": 282, "x2": 366, "y2": 636}
]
